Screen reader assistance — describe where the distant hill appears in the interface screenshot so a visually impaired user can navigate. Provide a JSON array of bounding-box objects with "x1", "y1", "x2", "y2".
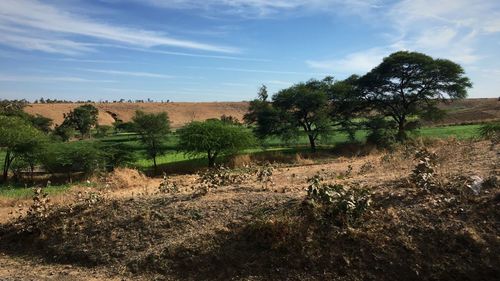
[
  {"x1": 24, "y1": 98, "x2": 499, "y2": 128},
  {"x1": 24, "y1": 102, "x2": 249, "y2": 128}
]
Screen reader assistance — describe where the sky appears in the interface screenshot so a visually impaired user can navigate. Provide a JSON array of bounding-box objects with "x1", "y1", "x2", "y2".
[{"x1": 0, "y1": 0, "x2": 499, "y2": 102}]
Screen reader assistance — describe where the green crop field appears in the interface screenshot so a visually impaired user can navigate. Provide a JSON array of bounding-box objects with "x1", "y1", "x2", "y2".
[{"x1": 96, "y1": 123, "x2": 482, "y2": 170}]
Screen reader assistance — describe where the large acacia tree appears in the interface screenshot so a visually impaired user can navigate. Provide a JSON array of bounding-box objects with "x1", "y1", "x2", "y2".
[{"x1": 357, "y1": 51, "x2": 472, "y2": 140}]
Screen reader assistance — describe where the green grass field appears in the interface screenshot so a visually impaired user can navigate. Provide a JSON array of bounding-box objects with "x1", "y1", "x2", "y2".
[
  {"x1": 0, "y1": 123, "x2": 484, "y2": 173},
  {"x1": 0, "y1": 183, "x2": 72, "y2": 199}
]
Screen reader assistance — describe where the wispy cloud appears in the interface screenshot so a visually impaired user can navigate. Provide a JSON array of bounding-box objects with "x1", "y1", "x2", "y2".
[
  {"x1": 188, "y1": 66, "x2": 329, "y2": 76},
  {"x1": 92, "y1": 43, "x2": 269, "y2": 62},
  {"x1": 81, "y1": 69, "x2": 174, "y2": 78},
  {"x1": 0, "y1": 74, "x2": 116, "y2": 83},
  {"x1": 307, "y1": 0, "x2": 500, "y2": 75},
  {"x1": 125, "y1": 0, "x2": 380, "y2": 18},
  {"x1": 0, "y1": 0, "x2": 238, "y2": 54},
  {"x1": 306, "y1": 47, "x2": 393, "y2": 74}
]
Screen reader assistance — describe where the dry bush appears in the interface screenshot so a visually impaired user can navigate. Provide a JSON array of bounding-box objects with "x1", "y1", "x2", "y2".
[
  {"x1": 304, "y1": 174, "x2": 371, "y2": 227},
  {"x1": 195, "y1": 165, "x2": 249, "y2": 194},
  {"x1": 158, "y1": 173, "x2": 179, "y2": 194},
  {"x1": 358, "y1": 161, "x2": 375, "y2": 175},
  {"x1": 256, "y1": 162, "x2": 275, "y2": 190},
  {"x1": 410, "y1": 148, "x2": 438, "y2": 189},
  {"x1": 15, "y1": 187, "x2": 51, "y2": 234},
  {"x1": 101, "y1": 168, "x2": 149, "y2": 190}
]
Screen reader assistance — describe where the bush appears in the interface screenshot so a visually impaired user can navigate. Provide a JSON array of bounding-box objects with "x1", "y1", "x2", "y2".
[
  {"x1": 365, "y1": 117, "x2": 396, "y2": 148},
  {"x1": 410, "y1": 148, "x2": 438, "y2": 189},
  {"x1": 305, "y1": 175, "x2": 371, "y2": 227},
  {"x1": 41, "y1": 142, "x2": 106, "y2": 180},
  {"x1": 478, "y1": 122, "x2": 500, "y2": 145}
]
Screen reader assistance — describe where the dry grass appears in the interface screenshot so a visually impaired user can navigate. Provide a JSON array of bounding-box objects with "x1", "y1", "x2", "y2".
[{"x1": 0, "y1": 140, "x2": 498, "y2": 280}]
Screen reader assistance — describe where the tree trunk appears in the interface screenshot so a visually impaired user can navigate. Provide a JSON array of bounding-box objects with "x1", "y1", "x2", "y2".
[
  {"x1": 2, "y1": 150, "x2": 12, "y2": 183},
  {"x1": 208, "y1": 155, "x2": 215, "y2": 167},
  {"x1": 307, "y1": 134, "x2": 317, "y2": 152},
  {"x1": 153, "y1": 156, "x2": 158, "y2": 174},
  {"x1": 396, "y1": 118, "x2": 407, "y2": 142}
]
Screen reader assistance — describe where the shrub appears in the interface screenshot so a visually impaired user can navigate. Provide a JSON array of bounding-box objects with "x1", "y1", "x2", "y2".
[
  {"x1": 478, "y1": 122, "x2": 500, "y2": 145},
  {"x1": 305, "y1": 175, "x2": 371, "y2": 227},
  {"x1": 195, "y1": 165, "x2": 247, "y2": 194},
  {"x1": 41, "y1": 142, "x2": 106, "y2": 180},
  {"x1": 16, "y1": 187, "x2": 51, "y2": 234},
  {"x1": 410, "y1": 148, "x2": 438, "y2": 189},
  {"x1": 256, "y1": 162, "x2": 275, "y2": 189}
]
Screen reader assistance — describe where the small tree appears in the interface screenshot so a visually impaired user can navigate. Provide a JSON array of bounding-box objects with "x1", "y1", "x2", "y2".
[
  {"x1": 62, "y1": 104, "x2": 99, "y2": 139},
  {"x1": 132, "y1": 110, "x2": 170, "y2": 172},
  {"x1": 357, "y1": 51, "x2": 472, "y2": 141},
  {"x1": 177, "y1": 119, "x2": 255, "y2": 167}
]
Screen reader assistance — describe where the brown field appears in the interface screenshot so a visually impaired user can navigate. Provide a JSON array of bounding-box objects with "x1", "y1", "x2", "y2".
[
  {"x1": 25, "y1": 102, "x2": 249, "y2": 128},
  {"x1": 0, "y1": 140, "x2": 498, "y2": 280},
  {"x1": 24, "y1": 98, "x2": 499, "y2": 128}
]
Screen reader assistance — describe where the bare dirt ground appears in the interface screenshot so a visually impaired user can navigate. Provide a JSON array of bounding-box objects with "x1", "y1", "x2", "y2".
[
  {"x1": 0, "y1": 140, "x2": 499, "y2": 280},
  {"x1": 24, "y1": 98, "x2": 499, "y2": 128}
]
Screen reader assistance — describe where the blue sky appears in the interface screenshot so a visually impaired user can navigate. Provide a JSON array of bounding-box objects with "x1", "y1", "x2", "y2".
[{"x1": 0, "y1": 0, "x2": 499, "y2": 102}]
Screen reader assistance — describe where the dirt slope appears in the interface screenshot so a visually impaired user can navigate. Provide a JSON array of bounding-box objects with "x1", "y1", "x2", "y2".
[
  {"x1": 0, "y1": 140, "x2": 498, "y2": 280},
  {"x1": 24, "y1": 102, "x2": 249, "y2": 128}
]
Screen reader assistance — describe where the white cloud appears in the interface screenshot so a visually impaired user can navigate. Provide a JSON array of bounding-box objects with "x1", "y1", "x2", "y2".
[
  {"x1": 0, "y1": 0, "x2": 238, "y2": 54},
  {"x1": 307, "y1": 0, "x2": 500, "y2": 75},
  {"x1": 81, "y1": 69, "x2": 174, "y2": 78},
  {"x1": 306, "y1": 47, "x2": 393, "y2": 74},
  {"x1": 0, "y1": 74, "x2": 116, "y2": 83},
  {"x1": 121, "y1": 0, "x2": 380, "y2": 18}
]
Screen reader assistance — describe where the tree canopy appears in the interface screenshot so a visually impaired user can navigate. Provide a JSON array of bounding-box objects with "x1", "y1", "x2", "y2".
[
  {"x1": 357, "y1": 51, "x2": 472, "y2": 140},
  {"x1": 62, "y1": 104, "x2": 99, "y2": 139},
  {"x1": 0, "y1": 116, "x2": 47, "y2": 182},
  {"x1": 177, "y1": 119, "x2": 255, "y2": 167},
  {"x1": 132, "y1": 110, "x2": 170, "y2": 171}
]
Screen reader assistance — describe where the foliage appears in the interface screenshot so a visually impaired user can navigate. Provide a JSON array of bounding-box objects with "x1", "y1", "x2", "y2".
[
  {"x1": 305, "y1": 174, "x2": 371, "y2": 227},
  {"x1": 410, "y1": 148, "x2": 438, "y2": 189},
  {"x1": 29, "y1": 114, "x2": 53, "y2": 133},
  {"x1": 41, "y1": 141, "x2": 105, "y2": 179},
  {"x1": 478, "y1": 122, "x2": 500, "y2": 145},
  {"x1": 132, "y1": 110, "x2": 170, "y2": 171},
  {"x1": 357, "y1": 51, "x2": 472, "y2": 141},
  {"x1": 0, "y1": 116, "x2": 47, "y2": 182},
  {"x1": 95, "y1": 125, "x2": 113, "y2": 138},
  {"x1": 365, "y1": 117, "x2": 396, "y2": 148},
  {"x1": 62, "y1": 104, "x2": 99, "y2": 138},
  {"x1": 53, "y1": 123, "x2": 75, "y2": 142},
  {"x1": 177, "y1": 119, "x2": 255, "y2": 167},
  {"x1": 195, "y1": 165, "x2": 247, "y2": 194},
  {"x1": 113, "y1": 120, "x2": 136, "y2": 133},
  {"x1": 98, "y1": 142, "x2": 137, "y2": 171}
]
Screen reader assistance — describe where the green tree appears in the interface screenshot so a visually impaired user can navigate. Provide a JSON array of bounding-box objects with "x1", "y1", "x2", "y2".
[
  {"x1": 0, "y1": 116, "x2": 46, "y2": 182},
  {"x1": 246, "y1": 80, "x2": 331, "y2": 151},
  {"x1": 357, "y1": 51, "x2": 472, "y2": 141},
  {"x1": 30, "y1": 114, "x2": 53, "y2": 133},
  {"x1": 177, "y1": 119, "x2": 255, "y2": 167},
  {"x1": 62, "y1": 104, "x2": 99, "y2": 139},
  {"x1": 132, "y1": 110, "x2": 170, "y2": 171}
]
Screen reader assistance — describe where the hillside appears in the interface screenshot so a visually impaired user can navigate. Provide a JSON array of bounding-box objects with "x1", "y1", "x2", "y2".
[
  {"x1": 24, "y1": 102, "x2": 249, "y2": 128},
  {"x1": 24, "y1": 98, "x2": 499, "y2": 128}
]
